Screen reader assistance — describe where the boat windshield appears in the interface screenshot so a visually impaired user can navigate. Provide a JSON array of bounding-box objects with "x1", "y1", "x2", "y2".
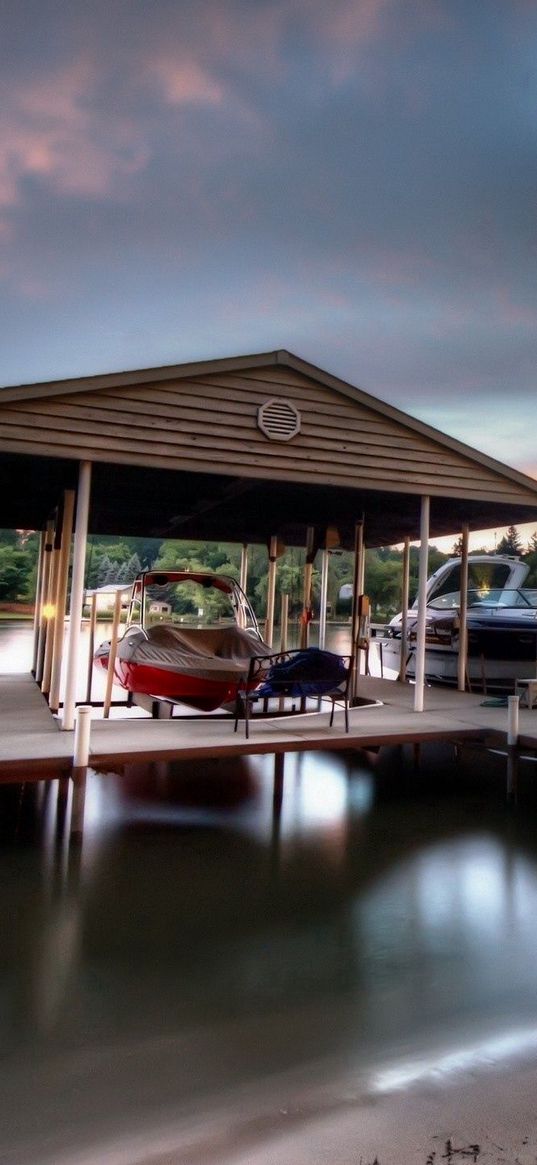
[
  {"x1": 428, "y1": 588, "x2": 537, "y2": 611},
  {"x1": 128, "y1": 572, "x2": 260, "y2": 633}
]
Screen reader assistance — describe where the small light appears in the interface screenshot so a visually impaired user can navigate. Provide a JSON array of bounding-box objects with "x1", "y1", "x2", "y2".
[{"x1": 43, "y1": 603, "x2": 56, "y2": 619}]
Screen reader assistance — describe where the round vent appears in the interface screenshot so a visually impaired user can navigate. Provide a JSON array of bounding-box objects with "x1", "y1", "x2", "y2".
[{"x1": 257, "y1": 398, "x2": 301, "y2": 442}]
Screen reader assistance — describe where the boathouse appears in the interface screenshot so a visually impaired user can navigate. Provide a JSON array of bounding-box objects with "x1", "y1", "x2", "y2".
[{"x1": 0, "y1": 349, "x2": 536, "y2": 727}]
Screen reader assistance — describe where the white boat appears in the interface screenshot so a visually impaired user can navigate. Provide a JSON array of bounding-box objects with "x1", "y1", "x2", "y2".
[{"x1": 381, "y1": 555, "x2": 537, "y2": 689}]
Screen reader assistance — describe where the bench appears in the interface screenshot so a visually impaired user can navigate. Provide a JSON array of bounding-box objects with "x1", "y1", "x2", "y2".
[{"x1": 233, "y1": 648, "x2": 353, "y2": 739}]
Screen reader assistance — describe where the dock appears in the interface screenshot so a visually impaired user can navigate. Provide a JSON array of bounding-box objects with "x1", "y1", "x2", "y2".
[{"x1": 2, "y1": 672, "x2": 537, "y2": 780}]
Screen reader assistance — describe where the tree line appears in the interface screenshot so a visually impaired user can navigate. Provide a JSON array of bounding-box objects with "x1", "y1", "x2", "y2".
[{"x1": 1, "y1": 524, "x2": 537, "y2": 621}]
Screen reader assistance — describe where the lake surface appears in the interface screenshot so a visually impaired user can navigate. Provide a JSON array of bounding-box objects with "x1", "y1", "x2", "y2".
[{"x1": 1, "y1": 622, "x2": 537, "y2": 1162}]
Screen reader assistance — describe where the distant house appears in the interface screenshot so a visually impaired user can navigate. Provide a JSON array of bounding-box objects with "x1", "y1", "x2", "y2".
[
  {"x1": 148, "y1": 600, "x2": 172, "y2": 616},
  {"x1": 84, "y1": 583, "x2": 131, "y2": 614}
]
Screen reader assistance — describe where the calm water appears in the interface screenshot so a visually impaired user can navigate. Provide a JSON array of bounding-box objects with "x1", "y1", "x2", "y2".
[{"x1": 2, "y1": 623, "x2": 537, "y2": 1161}]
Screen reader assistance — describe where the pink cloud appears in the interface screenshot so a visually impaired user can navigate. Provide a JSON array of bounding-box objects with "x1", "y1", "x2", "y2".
[
  {"x1": 495, "y1": 286, "x2": 537, "y2": 328},
  {"x1": 150, "y1": 58, "x2": 224, "y2": 106},
  {"x1": 0, "y1": 58, "x2": 149, "y2": 209}
]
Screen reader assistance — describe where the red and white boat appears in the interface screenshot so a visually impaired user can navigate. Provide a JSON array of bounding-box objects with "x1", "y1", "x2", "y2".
[{"x1": 94, "y1": 570, "x2": 270, "y2": 712}]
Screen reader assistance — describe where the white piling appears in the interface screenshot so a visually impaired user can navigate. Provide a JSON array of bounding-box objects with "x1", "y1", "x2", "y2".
[
  {"x1": 457, "y1": 523, "x2": 470, "y2": 691},
  {"x1": 62, "y1": 460, "x2": 92, "y2": 731},
  {"x1": 73, "y1": 705, "x2": 92, "y2": 769},
  {"x1": 398, "y1": 536, "x2": 410, "y2": 682},
  {"x1": 507, "y1": 695, "x2": 519, "y2": 747},
  {"x1": 413, "y1": 495, "x2": 430, "y2": 713},
  {"x1": 85, "y1": 592, "x2": 98, "y2": 703}
]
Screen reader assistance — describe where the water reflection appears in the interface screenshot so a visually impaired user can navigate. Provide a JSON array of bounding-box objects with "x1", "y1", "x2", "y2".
[
  {"x1": 0, "y1": 619, "x2": 33, "y2": 672},
  {"x1": 3, "y1": 745, "x2": 537, "y2": 1161}
]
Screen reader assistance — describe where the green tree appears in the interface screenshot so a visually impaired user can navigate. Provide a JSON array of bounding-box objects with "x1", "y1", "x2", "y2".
[
  {"x1": 0, "y1": 529, "x2": 20, "y2": 547},
  {"x1": 96, "y1": 554, "x2": 113, "y2": 588},
  {"x1": 364, "y1": 553, "x2": 404, "y2": 619},
  {"x1": 0, "y1": 546, "x2": 32, "y2": 600},
  {"x1": 124, "y1": 553, "x2": 142, "y2": 582},
  {"x1": 496, "y1": 525, "x2": 523, "y2": 555}
]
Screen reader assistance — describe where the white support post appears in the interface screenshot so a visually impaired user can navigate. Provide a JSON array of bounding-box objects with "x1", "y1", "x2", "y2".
[
  {"x1": 350, "y1": 521, "x2": 364, "y2": 699},
  {"x1": 398, "y1": 536, "x2": 411, "y2": 682},
  {"x1": 457, "y1": 523, "x2": 470, "y2": 692},
  {"x1": 318, "y1": 542, "x2": 329, "y2": 650},
  {"x1": 507, "y1": 695, "x2": 519, "y2": 747},
  {"x1": 299, "y1": 527, "x2": 315, "y2": 650},
  {"x1": 265, "y1": 536, "x2": 278, "y2": 648},
  {"x1": 73, "y1": 705, "x2": 92, "y2": 768},
  {"x1": 35, "y1": 520, "x2": 55, "y2": 685},
  {"x1": 49, "y1": 490, "x2": 76, "y2": 713},
  {"x1": 85, "y1": 592, "x2": 98, "y2": 704},
  {"x1": 62, "y1": 461, "x2": 92, "y2": 731},
  {"x1": 413, "y1": 495, "x2": 430, "y2": 712},
  {"x1": 31, "y1": 530, "x2": 47, "y2": 675},
  {"x1": 41, "y1": 543, "x2": 60, "y2": 697}
]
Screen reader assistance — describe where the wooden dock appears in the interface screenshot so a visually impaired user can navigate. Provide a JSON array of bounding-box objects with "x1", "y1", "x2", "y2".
[{"x1": 1, "y1": 672, "x2": 537, "y2": 780}]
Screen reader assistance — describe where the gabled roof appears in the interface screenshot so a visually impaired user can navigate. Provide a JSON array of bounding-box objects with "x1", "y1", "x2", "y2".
[
  {"x1": 0, "y1": 349, "x2": 535, "y2": 545},
  {"x1": 1, "y1": 347, "x2": 535, "y2": 499}
]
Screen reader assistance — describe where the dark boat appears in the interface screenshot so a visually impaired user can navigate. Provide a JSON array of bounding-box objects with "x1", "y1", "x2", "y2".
[{"x1": 381, "y1": 555, "x2": 537, "y2": 688}]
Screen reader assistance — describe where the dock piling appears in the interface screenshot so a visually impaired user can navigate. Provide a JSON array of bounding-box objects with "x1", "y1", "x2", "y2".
[
  {"x1": 73, "y1": 705, "x2": 92, "y2": 769},
  {"x1": 507, "y1": 695, "x2": 520, "y2": 746}
]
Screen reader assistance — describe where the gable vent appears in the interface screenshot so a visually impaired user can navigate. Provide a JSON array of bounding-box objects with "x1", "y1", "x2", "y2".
[{"x1": 257, "y1": 398, "x2": 301, "y2": 442}]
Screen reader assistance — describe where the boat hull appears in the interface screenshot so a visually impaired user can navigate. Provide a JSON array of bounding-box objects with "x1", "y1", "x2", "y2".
[
  {"x1": 381, "y1": 623, "x2": 537, "y2": 689},
  {"x1": 94, "y1": 610, "x2": 271, "y2": 713},
  {"x1": 119, "y1": 657, "x2": 240, "y2": 711}
]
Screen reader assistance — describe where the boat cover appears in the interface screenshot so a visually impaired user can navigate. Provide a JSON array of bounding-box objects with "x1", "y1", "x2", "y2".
[
  {"x1": 255, "y1": 649, "x2": 349, "y2": 697},
  {"x1": 116, "y1": 623, "x2": 271, "y2": 683}
]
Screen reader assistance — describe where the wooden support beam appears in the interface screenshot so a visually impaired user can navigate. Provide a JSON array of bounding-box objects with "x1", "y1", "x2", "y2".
[{"x1": 49, "y1": 490, "x2": 76, "y2": 712}]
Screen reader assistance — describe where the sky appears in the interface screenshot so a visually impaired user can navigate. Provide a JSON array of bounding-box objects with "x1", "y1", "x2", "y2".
[{"x1": 1, "y1": 0, "x2": 536, "y2": 547}]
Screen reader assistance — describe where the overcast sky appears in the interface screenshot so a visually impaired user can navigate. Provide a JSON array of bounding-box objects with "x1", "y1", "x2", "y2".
[{"x1": 2, "y1": 0, "x2": 536, "y2": 527}]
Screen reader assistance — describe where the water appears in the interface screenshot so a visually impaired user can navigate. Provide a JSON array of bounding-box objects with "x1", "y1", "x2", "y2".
[{"x1": 2, "y1": 623, "x2": 537, "y2": 1161}]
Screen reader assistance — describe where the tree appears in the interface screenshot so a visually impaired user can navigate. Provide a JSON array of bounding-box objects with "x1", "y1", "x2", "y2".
[
  {"x1": 452, "y1": 536, "x2": 463, "y2": 557},
  {"x1": 0, "y1": 546, "x2": 32, "y2": 600},
  {"x1": 364, "y1": 553, "x2": 404, "y2": 619},
  {"x1": 96, "y1": 554, "x2": 114, "y2": 588},
  {"x1": 496, "y1": 525, "x2": 523, "y2": 555},
  {"x1": 124, "y1": 553, "x2": 142, "y2": 582}
]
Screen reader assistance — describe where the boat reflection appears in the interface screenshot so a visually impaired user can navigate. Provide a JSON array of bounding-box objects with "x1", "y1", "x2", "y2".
[{"x1": 3, "y1": 745, "x2": 537, "y2": 1163}]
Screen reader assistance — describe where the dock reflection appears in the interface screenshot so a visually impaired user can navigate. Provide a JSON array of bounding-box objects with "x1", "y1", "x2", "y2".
[{"x1": 2, "y1": 744, "x2": 537, "y2": 1162}]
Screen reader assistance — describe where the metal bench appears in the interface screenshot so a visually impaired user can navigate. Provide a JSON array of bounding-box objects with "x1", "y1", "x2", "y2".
[{"x1": 233, "y1": 648, "x2": 354, "y2": 739}]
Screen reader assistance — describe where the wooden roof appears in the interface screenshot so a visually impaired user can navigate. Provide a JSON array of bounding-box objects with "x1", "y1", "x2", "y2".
[{"x1": 0, "y1": 349, "x2": 536, "y2": 546}]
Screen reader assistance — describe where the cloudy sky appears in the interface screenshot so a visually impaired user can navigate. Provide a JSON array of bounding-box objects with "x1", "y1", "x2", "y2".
[{"x1": 2, "y1": 0, "x2": 536, "y2": 505}]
